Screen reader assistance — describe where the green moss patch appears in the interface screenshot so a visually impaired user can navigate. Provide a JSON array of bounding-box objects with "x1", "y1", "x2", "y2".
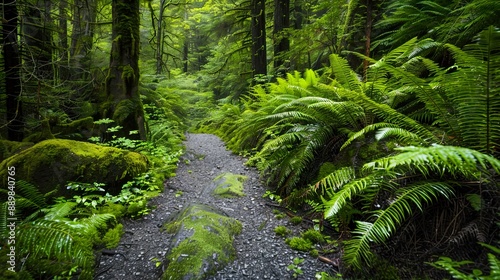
[
  {"x1": 212, "y1": 172, "x2": 247, "y2": 198},
  {"x1": 0, "y1": 140, "x2": 33, "y2": 162},
  {"x1": 0, "y1": 139, "x2": 148, "y2": 196},
  {"x1": 162, "y1": 204, "x2": 242, "y2": 280}
]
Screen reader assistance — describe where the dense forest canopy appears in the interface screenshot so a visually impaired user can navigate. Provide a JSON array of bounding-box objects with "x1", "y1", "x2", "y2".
[{"x1": 1, "y1": 0, "x2": 499, "y2": 279}]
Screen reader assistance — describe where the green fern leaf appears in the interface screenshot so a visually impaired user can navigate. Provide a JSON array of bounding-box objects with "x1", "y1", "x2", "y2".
[{"x1": 344, "y1": 181, "x2": 454, "y2": 269}]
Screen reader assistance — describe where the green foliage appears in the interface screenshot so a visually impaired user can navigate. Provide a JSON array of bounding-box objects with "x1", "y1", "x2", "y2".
[
  {"x1": 290, "y1": 216, "x2": 303, "y2": 225},
  {"x1": 287, "y1": 257, "x2": 305, "y2": 278},
  {"x1": 102, "y1": 223, "x2": 124, "y2": 249},
  {"x1": 0, "y1": 181, "x2": 116, "y2": 279},
  {"x1": 274, "y1": 225, "x2": 290, "y2": 237},
  {"x1": 301, "y1": 229, "x2": 325, "y2": 244},
  {"x1": 286, "y1": 236, "x2": 313, "y2": 252},
  {"x1": 430, "y1": 243, "x2": 500, "y2": 280},
  {"x1": 321, "y1": 144, "x2": 500, "y2": 269}
]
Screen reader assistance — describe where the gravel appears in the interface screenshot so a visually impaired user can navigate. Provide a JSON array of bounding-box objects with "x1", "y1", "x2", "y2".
[{"x1": 95, "y1": 133, "x2": 336, "y2": 279}]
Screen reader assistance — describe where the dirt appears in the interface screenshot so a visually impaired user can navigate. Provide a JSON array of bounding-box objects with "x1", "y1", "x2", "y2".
[{"x1": 94, "y1": 133, "x2": 337, "y2": 279}]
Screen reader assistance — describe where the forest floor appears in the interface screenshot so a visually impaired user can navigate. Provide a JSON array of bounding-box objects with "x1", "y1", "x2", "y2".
[{"x1": 94, "y1": 133, "x2": 337, "y2": 279}]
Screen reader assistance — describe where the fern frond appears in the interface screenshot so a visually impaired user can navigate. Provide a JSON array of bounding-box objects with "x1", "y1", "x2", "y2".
[
  {"x1": 16, "y1": 180, "x2": 47, "y2": 210},
  {"x1": 323, "y1": 172, "x2": 392, "y2": 219},
  {"x1": 43, "y1": 202, "x2": 77, "y2": 220},
  {"x1": 17, "y1": 220, "x2": 94, "y2": 271},
  {"x1": 442, "y1": 26, "x2": 500, "y2": 155},
  {"x1": 365, "y1": 144, "x2": 500, "y2": 179},
  {"x1": 350, "y1": 91, "x2": 437, "y2": 142},
  {"x1": 375, "y1": 127, "x2": 425, "y2": 144},
  {"x1": 329, "y1": 54, "x2": 363, "y2": 92},
  {"x1": 341, "y1": 123, "x2": 399, "y2": 151},
  {"x1": 314, "y1": 167, "x2": 356, "y2": 196},
  {"x1": 343, "y1": 181, "x2": 454, "y2": 269}
]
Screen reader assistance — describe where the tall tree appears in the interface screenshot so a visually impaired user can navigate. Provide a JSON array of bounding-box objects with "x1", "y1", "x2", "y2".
[
  {"x1": 23, "y1": 0, "x2": 53, "y2": 81},
  {"x1": 70, "y1": 0, "x2": 97, "y2": 80},
  {"x1": 2, "y1": 0, "x2": 24, "y2": 141},
  {"x1": 251, "y1": 0, "x2": 267, "y2": 80},
  {"x1": 273, "y1": 0, "x2": 290, "y2": 76},
  {"x1": 105, "y1": 0, "x2": 146, "y2": 140}
]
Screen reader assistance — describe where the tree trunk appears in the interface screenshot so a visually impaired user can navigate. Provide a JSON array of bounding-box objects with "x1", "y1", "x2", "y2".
[
  {"x1": 23, "y1": 0, "x2": 53, "y2": 80},
  {"x1": 251, "y1": 0, "x2": 267, "y2": 81},
  {"x1": 59, "y1": 0, "x2": 69, "y2": 81},
  {"x1": 70, "y1": 0, "x2": 96, "y2": 79},
  {"x1": 363, "y1": 0, "x2": 373, "y2": 81},
  {"x1": 2, "y1": 0, "x2": 24, "y2": 141},
  {"x1": 273, "y1": 0, "x2": 290, "y2": 76},
  {"x1": 155, "y1": 0, "x2": 167, "y2": 74},
  {"x1": 105, "y1": 0, "x2": 146, "y2": 140}
]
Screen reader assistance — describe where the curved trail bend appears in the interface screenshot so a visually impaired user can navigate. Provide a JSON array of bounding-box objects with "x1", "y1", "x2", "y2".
[{"x1": 95, "y1": 133, "x2": 332, "y2": 279}]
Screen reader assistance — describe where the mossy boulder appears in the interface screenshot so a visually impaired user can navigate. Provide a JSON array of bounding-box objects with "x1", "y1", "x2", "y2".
[
  {"x1": 0, "y1": 140, "x2": 34, "y2": 162},
  {"x1": 0, "y1": 139, "x2": 148, "y2": 196},
  {"x1": 211, "y1": 172, "x2": 247, "y2": 198},
  {"x1": 162, "y1": 204, "x2": 242, "y2": 280}
]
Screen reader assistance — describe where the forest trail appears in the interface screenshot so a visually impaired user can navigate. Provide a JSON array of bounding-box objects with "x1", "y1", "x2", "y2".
[{"x1": 94, "y1": 133, "x2": 333, "y2": 279}]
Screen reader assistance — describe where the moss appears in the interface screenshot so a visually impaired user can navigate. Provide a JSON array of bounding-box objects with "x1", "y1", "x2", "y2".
[
  {"x1": 102, "y1": 223, "x2": 124, "y2": 249},
  {"x1": 301, "y1": 229, "x2": 325, "y2": 244},
  {"x1": 310, "y1": 249, "x2": 319, "y2": 258},
  {"x1": 126, "y1": 199, "x2": 147, "y2": 217},
  {"x1": 286, "y1": 236, "x2": 313, "y2": 252},
  {"x1": 162, "y1": 204, "x2": 242, "y2": 280},
  {"x1": 274, "y1": 225, "x2": 290, "y2": 237},
  {"x1": 0, "y1": 140, "x2": 33, "y2": 162},
  {"x1": 94, "y1": 202, "x2": 127, "y2": 219},
  {"x1": 290, "y1": 216, "x2": 303, "y2": 225},
  {"x1": 112, "y1": 99, "x2": 137, "y2": 124},
  {"x1": 0, "y1": 139, "x2": 148, "y2": 196},
  {"x1": 52, "y1": 116, "x2": 95, "y2": 138},
  {"x1": 121, "y1": 64, "x2": 135, "y2": 81},
  {"x1": 212, "y1": 172, "x2": 247, "y2": 198}
]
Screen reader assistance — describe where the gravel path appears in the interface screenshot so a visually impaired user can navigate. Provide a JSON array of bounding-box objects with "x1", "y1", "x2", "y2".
[{"x1": 95, "y1": 133, "x2": 335, "y2": 279}]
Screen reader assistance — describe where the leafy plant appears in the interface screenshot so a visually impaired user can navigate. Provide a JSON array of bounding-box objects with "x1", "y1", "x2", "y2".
[
  {"x1": 0, "y1": 181, "x2": 115, "y2": 279},
  {"x1": 430, "y1": 243, "x2": 500, "y2": 279},
  {"x1": 287, "y1": 257, "x2": 305, "y2": 278},
  {"x1": 320, "y1": 144, "x2": 500, "y2": 269}
]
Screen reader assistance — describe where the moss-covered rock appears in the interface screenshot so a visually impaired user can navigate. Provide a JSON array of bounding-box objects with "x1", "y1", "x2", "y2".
[
  {"x1": 0, "y1": 140, "x2": 34, "y2": 162},
  {"x1": 162, "y1": 204, "x2": 242, "y2": 280},
  {"x1": 212, "y1": 172, "x2": 247, "y2": 198},
  {"x1": 0, "y1": 139, "x2": 148, "y2": 196}
]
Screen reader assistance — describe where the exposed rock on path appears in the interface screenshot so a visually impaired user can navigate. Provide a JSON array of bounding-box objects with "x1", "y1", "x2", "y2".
[{"x1": 95, "y1": 134, "x2": 333, "y2": 279}]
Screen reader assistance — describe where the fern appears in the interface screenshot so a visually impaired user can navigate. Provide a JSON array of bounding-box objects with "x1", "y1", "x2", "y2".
[
  {"x1": 322, "y1": 144, "x2": 500, "y2": 269},
  {"x1": 441, "y1": 26, "x2": 500, "y2": 155},
  {"x1": 17, "y1": 220, "x2": 94, "y2": 274},
  {"x1": 343, "y1": 181, "x2": 454, "y2": 269}
]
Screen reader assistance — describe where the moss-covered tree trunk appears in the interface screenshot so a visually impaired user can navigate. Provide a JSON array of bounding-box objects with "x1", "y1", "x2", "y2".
[{"x1": 105, "y1": 0, "x2": 146, "y2": 140}]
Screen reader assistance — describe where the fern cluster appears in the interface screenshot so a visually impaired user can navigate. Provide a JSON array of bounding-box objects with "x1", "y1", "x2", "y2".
[
  {"x1": 202, "y1": 26, "x2": 500, "y2": 277},
  {"x1": 0, "y1": 181, "x2": 119, "y2": 279}
]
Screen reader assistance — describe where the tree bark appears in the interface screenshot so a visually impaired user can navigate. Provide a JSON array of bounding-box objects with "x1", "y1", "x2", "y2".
[
  {"x1": 273, "y1": 0, "x2": 290, "y2": 76},
  {"x1": 70, "y1": 0, "x2": 96, "y2": 79},
  {"x1": 251, "y1": 0, "x2": 267, "y2": 81},
  {"x1": 2, "y1": 0, "x2": 24, "y2": 141},
  {"x1": 155, "y1": 0, "x2": 167, "y2": 74},
  {"x1": 59, "y1": 0, "x2": 69, "y2": 81},
  {"x1": 363, "y1": 0, "x2": 373, "y2": 81},
  {"x1": 105, "y1": 0, "x2": 146, "y2": 140},
  {"x1": 23, "y1": 0, "x2": 53, "y2": 80}
]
